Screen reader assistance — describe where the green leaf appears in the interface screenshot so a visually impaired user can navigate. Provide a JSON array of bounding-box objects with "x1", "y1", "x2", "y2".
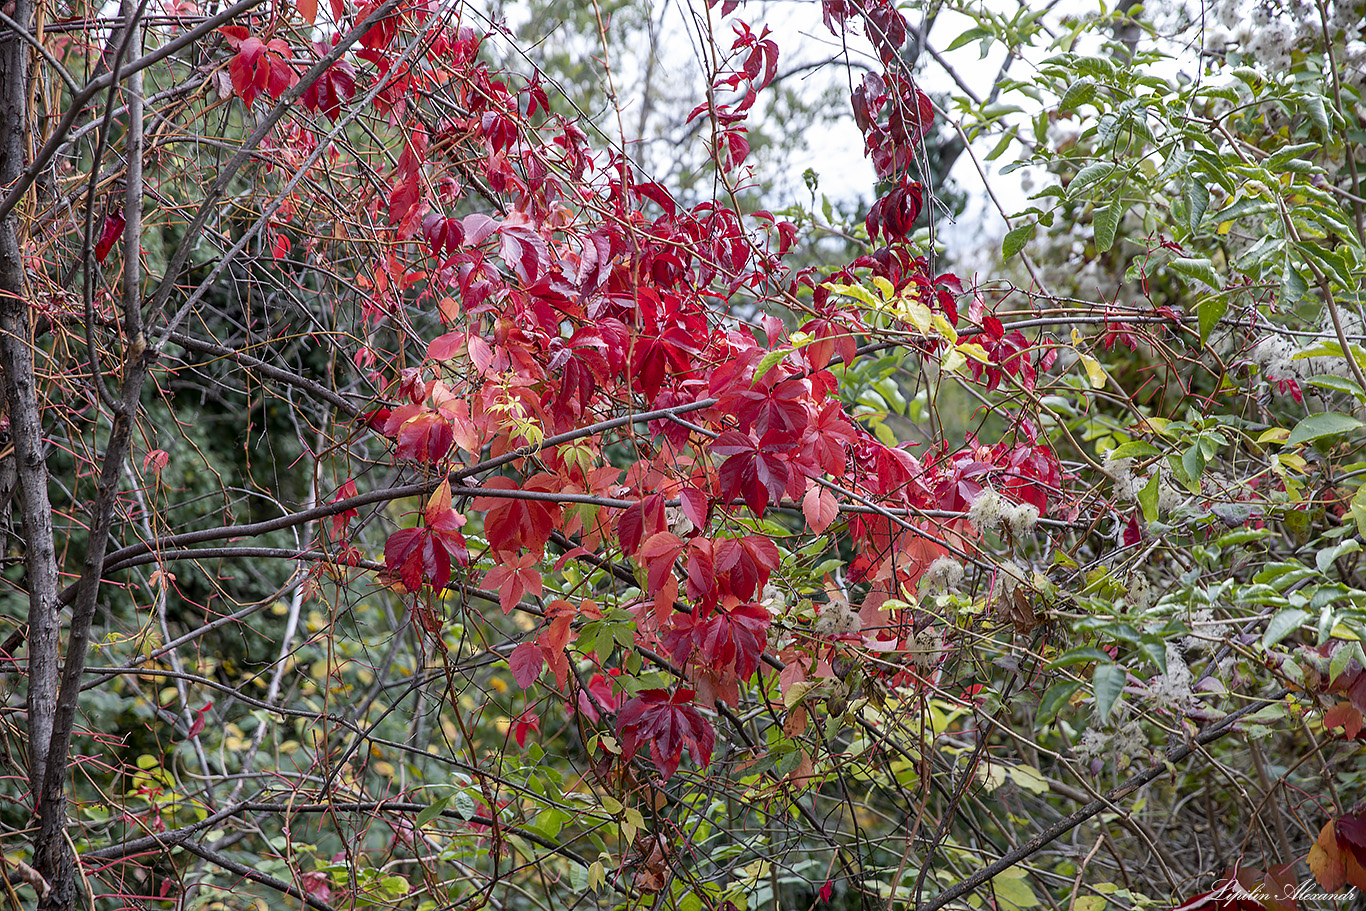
[
  {"x1": 992, "y1": 871, "x2": 1040, "y2": 911},
  {"x1": 451, "y1": 789, "x2": 476, "y2": 820},
  {"x1": 752, "y1": 346, "x2": 793, "y2": 383},
  {"x1": 1267, "y1": 142, "x2": 1321, "y2": 169},
  {"x1": 1070, "y1": 161, "x2": 1116, "y2": 196},
  {"x1": 1107, "y1": 440, "x2": 1161, "y2": 459},
  {"x1": 1092, "y1": 664, "x2": 1126, "y2": 721},
  {"x1": 986, "y1": 129, "x2": 1017, "y2": 162},
  {"x1": 1060, "y1": 77, "x2": 1097, "y2": 112},
  {"x1": 945, "y1": 26, "x2": 990, "y2": 51},
  {"x1": 414, "y1": 796, "x2": 451, "y2": 829},
  {"x1": 1094, "y1": 194, "x2": 1123, "y2": 253},
  {"x1": 1182, "y1": 443, "x2": 1206, "y2": 485},
  {"x1": 1185, "y1": 177, "x2": 1210, "y2": 234},
  {"x1": 1138, "y1": 472, "x2": 1160, "y2": 523},
  {"x1": 1003, "y1": 223, "x2": 1035, "y2": 259},
  {"x1": 1037, "y1": 681, "x2": 1082, "y2": 724},
  {"x1": 1304, "y1": 93, "x2": 1330, "y2": 135},
  {"x1": 1008, "y1": 764, "x2": 1049, "y2": 795},
  {"x1": 1281, "y1": 258, "x2": 1308, "y2": 303},
  {"x1": 1215, "y1": 528, "x2": 1272, "y2": 547},
  {"x1": 1235, "y1": 234, "x2": 1284, "y2": 272},
  {"x1": 1350, "y1": 486, "x2": 1366, "y2": 539},
  {"x1": 1316, "y1": 539, "x2": 1361, "y2": 573},
  {"x1": 1286, "y1": 411, "x2": 1362, "y2": 446},
  {"x1": 1046, "y1": 646, "x2": 1114, "y2": 669},
  {"x1": 1169, "y1": 257, "x2": 1221, "y2": 289},
  {"x1": 1198, "y1": 295, "x2": 1229, "y2": 346},
  {"x1": 1138, "y1": 640, "x2": 1168, "y2": 675},
  {"x1": 1329, "y1": 641, "x2": 1365, "y2": 681},
  {"x1": 1262, "y1": 608, "x2": 1308, "y2": 649}
]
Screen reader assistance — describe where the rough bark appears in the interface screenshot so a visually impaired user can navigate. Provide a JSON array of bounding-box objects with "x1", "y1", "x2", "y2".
[{"x1": 0, "y1": 0, "x2": 69, "y2": 904}]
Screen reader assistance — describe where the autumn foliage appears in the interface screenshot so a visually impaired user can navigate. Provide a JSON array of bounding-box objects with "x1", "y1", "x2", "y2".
[{"x1": 6, "y1": 0, "x2": 1366, "y2": 907}]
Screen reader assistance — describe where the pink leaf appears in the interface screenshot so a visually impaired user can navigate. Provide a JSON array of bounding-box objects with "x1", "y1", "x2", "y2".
[
  {"x1": 802, "y1": 484, "x2": 839, "y2": 534},
  {"x1": 509, "y1": 641, "x2": 544, "y2": 688}
]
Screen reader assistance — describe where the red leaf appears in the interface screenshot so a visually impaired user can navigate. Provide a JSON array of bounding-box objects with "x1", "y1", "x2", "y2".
[
  {"x1": 802, "y1": 484, "x2": 839, "y2": 534},
  {"x1": 498, "y1": 225, "x2": 548, "y2": 285},
  {"x1": 509, "y1": 642, "x2": 543, "y2": 688},
  {"x1": 142, "y1": 449, "x2": 169, "y2": 473},
  {"x1": 575, "y1": 671, "x2": 620, "y2": 723},
  {"x1": 481, "y1": 551, "x2": 543, "y2": 613},
  {"x1": 301, "y1": 872, "x2": 333, "y2": 904},
  {"x1": 513, "y1": 710, "x2": 540, "y2": 747},
  {"x1": 394, "y1": 410, "x2": 454, "y2": 462},
  {"x1": 713, "y1": 431, "x2": 789, "y2": 514},
  {"x1": 638, "y1": 530, "x2": 686, "y2": 596},
  {"x1": 686, "y1": 538, "x2": 716, "y2": 603},
  {"x1": 426, "y1": 331, "x2": 464, "y2": 361},
  {"x1": 382, "y1": 497, "x2": 468, "y2": 592},
  {"x1": 186, "y1": 702, "x2": 213, "y2": 739},
  {"x1": 330, "y1": 477, "x2": 359, "y2": 537},
  {"x1": 301, "y1": 46, "x2": 356, "y2": 120},
  {"x1": 95, "y1": 209, "x2": 125, "y2": 263},
  {"x1": 1324, "y1": 701, "x2": 1363, "y2": 739},
  {"x1": 474, "y1": 476, "x2": 561, "y2": 558},
  {"x1": 680, "y1": 486, "x2": 710, "y2": 532},
  {"x1": 682, "y1": 601, "x2": 770, "y2": 680},
  {"x1": 713, "y1": 535, "x2": 780, "y2": 601},
  {"x1": 617, "y1": 689, "x2": 715, "y2": 780}
]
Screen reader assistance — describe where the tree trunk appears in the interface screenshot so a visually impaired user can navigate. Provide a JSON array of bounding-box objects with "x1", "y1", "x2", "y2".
[{"x1": 1, "y1": 6, "x2": 81, "y2": 908}]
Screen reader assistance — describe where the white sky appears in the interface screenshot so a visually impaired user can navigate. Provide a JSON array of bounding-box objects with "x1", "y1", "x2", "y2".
[{"x1": 485, "y1": 0, "x2": 1218, "y2": 263}]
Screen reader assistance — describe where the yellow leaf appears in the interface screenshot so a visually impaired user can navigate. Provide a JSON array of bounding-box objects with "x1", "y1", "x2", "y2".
[
  {"x1": 1008, "y1": 764, "x2": 1050, "y2": 795},
  {"x1": 941, "y1": 347, "x2": 966, "y2": 374},
  {"x1": 976, "y1": 762, "x2": 1008, "y2": 792},
  {"x1": 901, "y1": 298, "x2": 933, "y2": 334},
  {"x1": 932, "y1": 314, "x2": 958, "y2": 345},
  {"x1": 870, "y1": 276, "x2": 895, "y2": 301},
  {"x1": 1278, "y1": 453, "x2": 1308, "y2": 473},
  {"x1": 1258, "y1": 428, "x2": 1291, "y2": 444},
  {"x1": 1080, "y1": 354, "x2": 1108, "y2": 388},
  {"x1": 1131, "y1": 416, "x2": 1170, "y2": 435},
  {"x1": 958, "y1": 342, "x2": 991, "y2": 363},
  {"x1": 783, "y1": 680, "x2": 822, "y2": 710}
]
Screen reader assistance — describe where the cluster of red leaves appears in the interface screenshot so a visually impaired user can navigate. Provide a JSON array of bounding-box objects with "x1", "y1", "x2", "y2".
[
  {"x1": 617, "y1": 689, "x2": 715, "y2": 781},
  {"x1": 1298, "y1": 641, "x2": 1366, "y2": 713},
  {"x1": 301, "y1": 39, "x2": 357, "y2": 120},
  {"x1": 275, "y1": 0, "x2": 1064, "y2": 782},
  {"x1": 849, "y1": 71, "x2": 933, "y2": 180},
  {"x1": 508, "y1": 599, "x2": 587, "y2": 688},
  {"x1": 222, "y1": 27, "x2": 298, "y2": 108},
  {"x1": 382, "y1": 481, "x2": 467, "y2": 593},
  {"x1": 683, "y1": 21, "x2": 779, "y2": 172}
]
